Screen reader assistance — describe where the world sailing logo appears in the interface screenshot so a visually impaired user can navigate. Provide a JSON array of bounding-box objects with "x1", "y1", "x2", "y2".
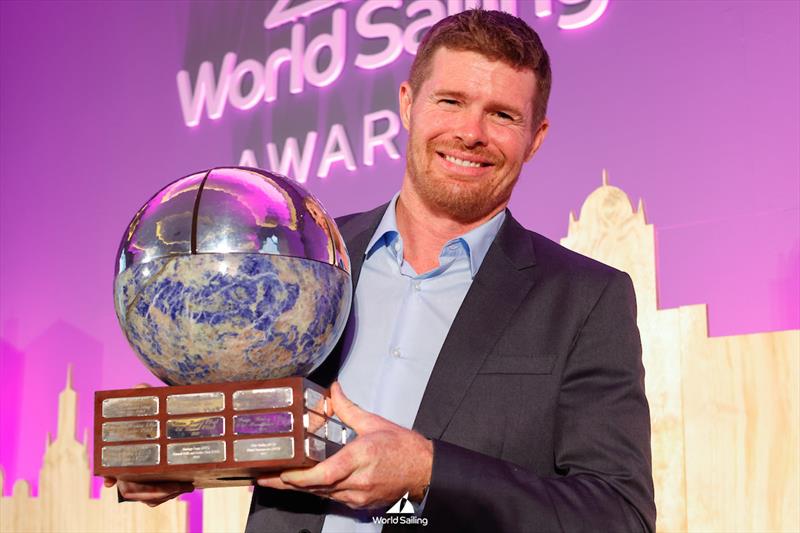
[
  {"x1": 372, "y1": 492, "x2": 429, "y2": 527},
  {"x1": 386, "y1": 492, "x2": 415, "y2": 515}
]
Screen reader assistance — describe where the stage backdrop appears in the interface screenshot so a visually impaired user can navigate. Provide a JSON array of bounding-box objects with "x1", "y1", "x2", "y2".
[{"x1": 1, "y1": 1, "x2": 798, "y2": 532}]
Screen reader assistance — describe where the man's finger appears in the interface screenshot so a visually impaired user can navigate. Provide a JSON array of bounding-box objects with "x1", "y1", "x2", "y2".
[
  {"x1": 103, "y1": 477, "x2": 117, "y2": 488},
  {"x1": 329, "y1": 382, "x2": 374, "y2": 433},
  {"x1": 121, "y1": 481, "x2": 194, "y2": 500},
  {"x1": 280, "y1": 451, "x2": 352, "y2": 488},
  {"x1": 145, "y1": 495, "x2": 178, "y2": 507},
  {"x1": 324, "y1": 488, "x2": 385, "y2": 510},
  {"x1": 255, "y1": 474, "x2": 296, "y2": 491},
  {"x1": 122, "y1": 487, "x2": 191, "y2": 499}
]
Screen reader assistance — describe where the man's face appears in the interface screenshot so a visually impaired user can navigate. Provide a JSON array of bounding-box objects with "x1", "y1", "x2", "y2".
[{"x1": 399, "y1": 47, "x2": 548, "y2": 223}]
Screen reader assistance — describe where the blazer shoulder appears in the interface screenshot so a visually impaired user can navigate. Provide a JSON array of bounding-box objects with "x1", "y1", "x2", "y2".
[
  {"x1": 334, "y1": 203, "x2": 388, "y2": 242},
  {"x1": 333, "y1": 211, "x2": 364, "y2": 226},
  {"x1": 526, "y1": 229, "x2": 630, "y2": 286}
]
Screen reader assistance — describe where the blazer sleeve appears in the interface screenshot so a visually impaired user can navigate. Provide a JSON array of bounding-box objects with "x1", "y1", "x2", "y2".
[{"x1": 416, "y1": 271, "x2": 656, "y2": 532}]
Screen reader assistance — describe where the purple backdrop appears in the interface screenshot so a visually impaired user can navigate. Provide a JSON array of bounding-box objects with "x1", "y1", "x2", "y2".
[{"x1": 1, "y1": 1, "x2": 798, "y2": 531}]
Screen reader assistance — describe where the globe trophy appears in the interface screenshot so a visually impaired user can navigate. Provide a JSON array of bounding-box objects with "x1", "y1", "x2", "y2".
[{"x1": 93, "y1": 167, "x2": 352, "y2": 488}]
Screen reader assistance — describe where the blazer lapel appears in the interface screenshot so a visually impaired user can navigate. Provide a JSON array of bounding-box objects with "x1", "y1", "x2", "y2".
[
  {"x1": 339, "y1": 203, "x2": 389, "y2": 288},
  {"x1": 413, "y1": 212, "x2": 539, "y2": 439}
]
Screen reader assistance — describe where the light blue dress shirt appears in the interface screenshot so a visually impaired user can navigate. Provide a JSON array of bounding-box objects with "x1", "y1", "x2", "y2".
[{"x1": 321, "y1": 194, "x2": 505, "y2": 533}]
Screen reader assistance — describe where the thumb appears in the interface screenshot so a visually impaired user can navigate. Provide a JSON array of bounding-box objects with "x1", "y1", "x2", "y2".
[{"x1": 329, "y1": 382, "x2": 374, "y2": 434}]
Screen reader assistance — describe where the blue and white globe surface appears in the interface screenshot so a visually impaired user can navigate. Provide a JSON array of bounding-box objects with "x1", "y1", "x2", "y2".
[{"x1": 113, "y1": 167, "x2": 352, "y2": 386}]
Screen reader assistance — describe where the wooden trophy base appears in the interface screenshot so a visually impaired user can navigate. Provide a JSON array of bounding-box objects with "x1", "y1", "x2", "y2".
[{"x1": 93, "y1": 377, "x2": 348, "y2": 488}]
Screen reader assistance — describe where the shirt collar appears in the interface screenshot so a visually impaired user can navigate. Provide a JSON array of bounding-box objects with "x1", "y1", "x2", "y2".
[
  {"x1": 365, "y1": 192, "x2": 506, "y2": 278},
  {"x1": 366, "y1": 192, "x2": 401, "y2": 253}
]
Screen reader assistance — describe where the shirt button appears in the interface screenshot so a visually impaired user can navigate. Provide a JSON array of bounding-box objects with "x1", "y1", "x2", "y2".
[
  {"x1": 413, "y1": 281, "x2": 421, "y2": 291},
  {"x1": 391, "y1": 347, "x2": 401, "y2": 358}
]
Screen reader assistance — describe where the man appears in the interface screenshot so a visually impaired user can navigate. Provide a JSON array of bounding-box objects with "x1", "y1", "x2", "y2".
[{"x1": 112, "y1": 9, "x2": 655, "y2": 532}]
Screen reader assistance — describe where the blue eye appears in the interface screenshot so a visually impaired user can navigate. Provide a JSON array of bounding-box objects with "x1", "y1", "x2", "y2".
[{"x1": 440, "y1": 99, "x2": 458, "y2": 105}]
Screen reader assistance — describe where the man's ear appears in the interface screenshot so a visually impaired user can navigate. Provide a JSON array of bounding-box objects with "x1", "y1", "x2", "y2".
[
  {"x1": 399, "y1": 82, "x2": 413, "y2": 130},
  {"x1": 525, "y1": 118, "x2": 549, "y2": 162}
]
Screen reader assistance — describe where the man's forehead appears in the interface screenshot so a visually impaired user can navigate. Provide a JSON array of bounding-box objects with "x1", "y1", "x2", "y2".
[
  {"x1": 430, "y1": 47, "x2": 536, "y2": 75},
  {"x1": 421, "y1": 48, "x2": 537, "y2": 110},
  {"x1": 424, "y1": 48, "x2": 535, "y2": 86}
]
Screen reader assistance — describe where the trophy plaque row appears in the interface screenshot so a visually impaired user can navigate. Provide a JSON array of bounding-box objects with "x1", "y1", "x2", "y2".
[{"x1": 94, "y1": 377, "x2": 350, "y2": 488}]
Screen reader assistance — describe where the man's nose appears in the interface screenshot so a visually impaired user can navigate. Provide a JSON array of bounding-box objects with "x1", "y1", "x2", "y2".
[{"x1": 454, "y1": 110, "x2": 488, "y2": 147}]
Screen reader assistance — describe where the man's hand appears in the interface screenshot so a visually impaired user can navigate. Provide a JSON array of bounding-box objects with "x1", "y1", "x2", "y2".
[
  {"x1": 104, "y1": 477, "x2": 194, "y2": 507},
  {"x1": 257, "y1": 382, "x2": 433, "y2": 510},
  {"x1": 103, "y1": 382, "x2": 193, "y2": 507}
]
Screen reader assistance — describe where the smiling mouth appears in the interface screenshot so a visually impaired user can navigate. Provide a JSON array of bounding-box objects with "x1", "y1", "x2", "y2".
[{"x1": 437, "y1": 152, "x2": 493, "y2": 168}]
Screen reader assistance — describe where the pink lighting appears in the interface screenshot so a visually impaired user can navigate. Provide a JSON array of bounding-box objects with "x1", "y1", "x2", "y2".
[
  {"x1": 288, "y1": 23, "x2": 306, "y2": 95},
  {"x1": 463, "y1": 0, "x2": 517, "y2": 15},
  {"x1": 303, "y1": 9, "x2": 347, "y2": 87},
  {"x1": 241, "y1": 111, "x2": 402, "y2": 182},
  {"x1": 239, "y1": 149, "x2": 258, "y2": 168},
  {"x1": 178, "y1": 0, "x2": 612, "y2": 128},
  {"x1": 229, "y1": 59, "x2": 265, "y2": 110},
  {"x1": 3, "y1": 3, "x2": 797, "y2": 532},
  {"x1": 263, "y1": 0, "x2": 349, "y2": 30},
  {"x1": 176, "y1": 52, "x2": 236, "y2": 127},
  {"x1": 362, "y1": 110, "x2": 401, "y2": 166},
  {"x1": 318, "y1": 124, "x2": 358, "y2": 179},
  {"x1": 177, "y1": 9, "x2": 344, "y2": 126},
  {"x1": 534, "y1": 0, "x2": 553, "y2": 18},
  {"x1": 557, "y1": 0, "x2": 609, "y2": 30},
  {"x1": 266, "y1": 132, "x2": 319, "y2": 184},
  {"x1": 354, "y1": 0, "x2": 404, "y2": 70},
  {"x1": 403, "y1": 1, "x2": 448, "y2": 55},
  {"x1": 261, "y1": 29, "x2": 303, "y2": 104}
]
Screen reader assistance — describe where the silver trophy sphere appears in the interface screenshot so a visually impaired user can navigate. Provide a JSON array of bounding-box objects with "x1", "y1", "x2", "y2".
[{"x1": 113, "y1": 167, "x2": 352, "y2": 386}]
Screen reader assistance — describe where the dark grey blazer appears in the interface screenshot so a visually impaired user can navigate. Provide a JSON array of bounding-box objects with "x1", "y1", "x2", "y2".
[{"x1": 245, "y1": 204, "x2": 656, "y2": 533}]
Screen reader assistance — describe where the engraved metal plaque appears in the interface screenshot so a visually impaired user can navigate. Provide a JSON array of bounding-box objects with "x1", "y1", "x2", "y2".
[
  {"x1": 167, "y1": 441, "x2": 226, "y2": 465},
  {"x1": 234, "y1": 437, "x2": 294, "y2": 462},
  {"x1": 167, "y1": 392, "x2": 225, "y2": 415},
  {"x1": 233, "y1": 412, "x2": 293, "y2": 435},
  {"x1": 233, "y1": 387, "x2": 293, "y2": 411},
  {"x1": 167, "y1": 416, "x2": 225, "y2": 439},
  {"x1": 326, "y1": 419, "x2": 344, "y2": 444},
  {"x1": 102, "y1": 396, "x2": 159, "y2": 418},
  {"x1": 102, "y1": 443, "x2": 160, "y2": 467},
  {"x1": 303, "y1": 411, "x2": 326, "y2": 438},
  {"x1": 305, "y1": 436, "x2": 327, "y2": 462},
  {"x1": 304, "y1": 388, "x2": 327, "y2": 415},
  {"x1": 102, "y1": 419, "x2": 160, "y2": 442}
]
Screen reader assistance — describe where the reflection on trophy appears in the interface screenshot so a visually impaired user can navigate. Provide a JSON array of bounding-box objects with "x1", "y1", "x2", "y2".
[{"x1": 93, "y1": 167, "x2": 353, "y2": 488}]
